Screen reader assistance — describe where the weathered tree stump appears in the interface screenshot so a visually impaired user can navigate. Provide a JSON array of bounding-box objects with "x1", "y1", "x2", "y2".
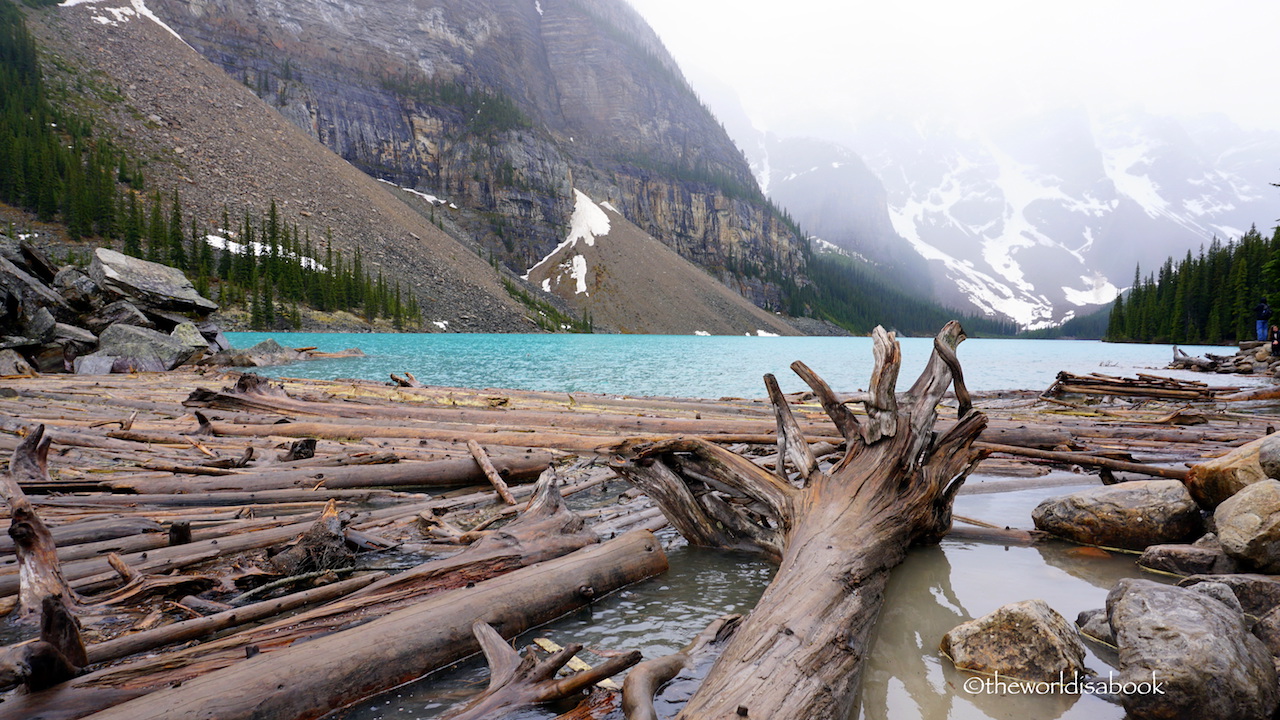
[
  {"x1": 1, "y1": 425, "x2": 77, "y2": 622},
  {"x1": 0, "y1": 426, "x2": 88, "y2": 692},
  {"x1": 610, "y1": 322, "x2": 987, "y2": 719},
  {"x1": 268, "y1": 499, "x2": 353, "y2": 575}
]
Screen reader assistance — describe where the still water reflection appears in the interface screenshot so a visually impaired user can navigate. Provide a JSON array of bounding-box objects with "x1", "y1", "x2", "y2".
[{"x1": 336, "y1": 480, "x2": 1159, "y2": 720}]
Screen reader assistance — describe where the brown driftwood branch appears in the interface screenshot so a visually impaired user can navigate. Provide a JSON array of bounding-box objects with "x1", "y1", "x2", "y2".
[
  {"x1": 442, "y1": 622, "x2": 640, "y2": 720},
  {"x1": 468, "y1": 440, "x2": 518, "y2": 504},
  {"x1": 621, "y1": 614, "x2": 741, "y2": 720},
  {"x1": 763, "y1": 374, "x2": 817, "y2": 483}
]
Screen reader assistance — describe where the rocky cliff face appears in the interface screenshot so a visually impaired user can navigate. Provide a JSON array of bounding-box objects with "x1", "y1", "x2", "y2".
[
  {"x1": 35, "y1": 0, "x2": 537, "y2": 332},
  {"x1": 145, "y1": 0, "x2": 805, "y2": 310}
]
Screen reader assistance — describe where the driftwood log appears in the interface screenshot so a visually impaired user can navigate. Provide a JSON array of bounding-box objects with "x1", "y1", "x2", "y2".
[
  {"x1": 0, "y1": 426, "x2": 88, "y2": 692},
  {"x1": 611, "y1": 322, "x2": 987, "y2": 718},
  {"x1": 2, "y1": 470, "x2": 612, "y2": 720}
]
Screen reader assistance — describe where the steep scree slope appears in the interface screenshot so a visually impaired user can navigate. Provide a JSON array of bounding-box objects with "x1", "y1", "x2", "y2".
[{"x1": 141, "y1": 0, "x2": 808, "y2": 312}]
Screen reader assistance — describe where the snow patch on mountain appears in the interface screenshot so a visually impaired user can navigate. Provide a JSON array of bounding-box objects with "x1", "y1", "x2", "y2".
[
  {"x1": 61, "y1": 0, "x2": 191, "y2": 47},
  {"x1": 523, "y1": 189, "x2": 611, "y2": 279},
  {"x1": 889, "y1": 202, "x2": 1056, "y2": 328},
  {"x1": 1061, "y1": 273, "x2": 1119, "y2": 306}
]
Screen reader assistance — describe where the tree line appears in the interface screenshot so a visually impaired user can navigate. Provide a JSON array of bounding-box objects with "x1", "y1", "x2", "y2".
[
  {"x1": 127, "y1": 193, "x2": 422, "y2": 331},
  {"x1": 1106, "y1": 225, "x2": 1279, "y2": 344}
]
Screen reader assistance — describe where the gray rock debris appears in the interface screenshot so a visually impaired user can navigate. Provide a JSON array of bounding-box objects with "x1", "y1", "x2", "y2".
[{"x1": 1107, "y1": 578, "x2": 1278, "y2": 720}]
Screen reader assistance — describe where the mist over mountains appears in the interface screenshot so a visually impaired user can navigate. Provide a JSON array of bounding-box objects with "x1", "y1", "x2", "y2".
[{"x1": 695, "y1": 68, "x2": 1280, "y2": 329}]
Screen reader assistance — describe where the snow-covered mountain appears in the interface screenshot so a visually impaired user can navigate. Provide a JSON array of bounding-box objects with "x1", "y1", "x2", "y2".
[
  {"x1": 708, "y1": 81, "x2": 1280, "y2": 330},
  {"x1": 841, "y1": 108, "x2": 1280, "y2": 328}
]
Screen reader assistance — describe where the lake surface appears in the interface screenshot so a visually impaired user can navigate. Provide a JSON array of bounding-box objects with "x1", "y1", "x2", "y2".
[{"x1": 226, "y1": 332, "x2": 1246, "y2": 397}]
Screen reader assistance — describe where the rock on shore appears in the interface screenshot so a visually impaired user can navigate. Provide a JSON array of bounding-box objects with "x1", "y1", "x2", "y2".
[
  {"x1": 1031, "y1": 480, "x2": 1203, "y2": 550},
  {"x1": 0, "y1": 238, "x2": 226, "y2": 373}
]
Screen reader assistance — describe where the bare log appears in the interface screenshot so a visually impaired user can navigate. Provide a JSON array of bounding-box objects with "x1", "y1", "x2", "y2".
[
  {"x1": 468, "y1": 440, "x2": 518, "y2": 505},
  {"x1": 107, "y1": 452, "x2": 553, "y2": 494},
  {"x1": 612, "y1": 322, "x2": 987, "y2": 719},
  {"x1": 974, "y1": 441, "x2": 1190, "y2": 481},
  {"x1": 442, "y1": 622, "x2": 640, "y2": 720},
  {"x1": 85, "y1": 573, "x2": 383, "y2": 664}
]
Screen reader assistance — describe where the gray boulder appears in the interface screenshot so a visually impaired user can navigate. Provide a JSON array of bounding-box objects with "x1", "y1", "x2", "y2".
[
  {"x1": 0, "y1": 254, "x2": 73, "y2": 321},
  {"x1": 72, "y1": 354, "x2": 116, "y2": 375},
  {"x1": 1178, "y1": 574, "x2": 1280, "y2": 618},
  {"x1": 1139, "y1": 539, "x2": 1238, "y2": 576},
  {"x1": 1108, "y1": 578, "x2": 1278, "y2": 719},
  {"x1": 21, "y1": 306, "x2": 55, "y2": 343},
  {"x1": 1252, "y1": 605, "x2": 1280, "y2": 656},
  {"x1": 170, "y1": 322, "x2": 208, "y2": 359},
  {"x1": 54, "y1": 323, "x2": 97, "y2": 345},
  {"x1": 0, "y1": 348, "x2": 35, "y2": 376},
  {"x1": 1032, "y1": 480, "x2": 1204, "y2": 550},
  {"x1": 88, "y1": 248, "x2": 217, "y2": 315},
  {"x1": 84, "y1": 299, "x2": 155, "y2": 333},
  {"x1": 94, "y1": 324, "x2": 202, "y2": 371},
  {"x1": 940, "y1": 599, "x2": 1088, "y2": 683},
  {"x1": 197, "y1": 320, "x2": 230, "y2": 353},
  {"x1": 1188, "y1": 580, "x2": 1246, "y2": 616},
  {"x1": 1216, "y1": 479, "x2": 1280, "y2": 572},
  {"x1": 52, "y1": 267, "x2": 99, "y2": 310},
  {"x1": 1075, "y1": 607, "x2": 1115, "y2": 647},
  {"x1": 1259, "y1": 434, "x2": 1280, "y2": 482},
  {"x1": 204, "y1": 338, "x2": 301, "y2": 367}
]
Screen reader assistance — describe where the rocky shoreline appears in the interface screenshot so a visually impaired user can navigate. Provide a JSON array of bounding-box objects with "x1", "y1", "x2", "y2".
[{"x1": 942, "y1": 395, "x2": 1280, "y2": 719}]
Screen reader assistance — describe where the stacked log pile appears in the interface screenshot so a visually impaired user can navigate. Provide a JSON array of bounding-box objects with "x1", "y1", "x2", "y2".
[
  {"x1": 0, "y1": 355, "x2": 1276, "y2": 719},
  {"x1": 0, "y1": 236, "x2": 228, "y2": 374},
  {"x1": 1045, "y1": 370, "x2": 1234, "y2": 401}
]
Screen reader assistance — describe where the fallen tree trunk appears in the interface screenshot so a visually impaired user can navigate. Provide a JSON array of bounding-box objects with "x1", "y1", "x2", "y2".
[
  {"x1": 611, "y1": 323, "x2": 986, "y2": 719},
  {"x1": 48, "y1": 530, "x2": 667, "y2": 720},
  {"x1": 105, "y1": 452, "x2": 554, "y2": 494}
]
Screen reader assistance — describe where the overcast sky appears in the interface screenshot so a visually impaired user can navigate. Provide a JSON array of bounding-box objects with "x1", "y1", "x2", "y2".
[{"x1": 625, "y1": 0, "x2": 1280, "y2": 138}]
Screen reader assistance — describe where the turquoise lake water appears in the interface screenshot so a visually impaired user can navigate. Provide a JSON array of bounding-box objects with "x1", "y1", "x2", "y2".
[{"x1": 226, "y1": 332, "x2": 1248, "y2": 398}]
